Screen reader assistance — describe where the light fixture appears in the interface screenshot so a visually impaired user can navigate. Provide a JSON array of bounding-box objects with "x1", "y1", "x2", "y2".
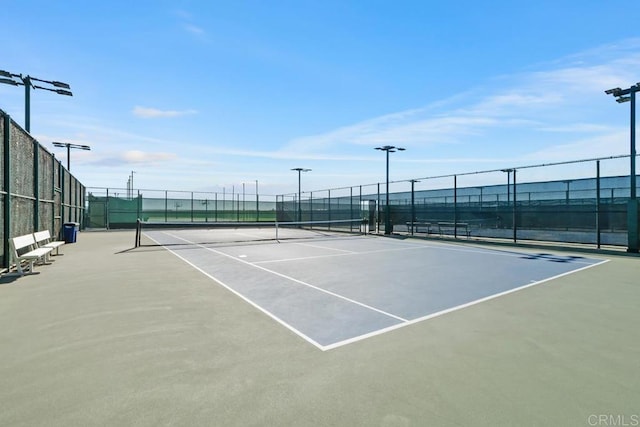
[
  {"x1": 291, "y1": 168, "x2": 311, "y2": 222},
  {"x1": 605, "y1": 82, "x2": 640, "y2": 253},
  {"x1": 0, "y1": 69, "x2": 73, "y2": 132},
  {"x1": 375, "y1": 146, "x2": 406, "y2": 234},
  {"x1": 52, "y1": 142, "x2": 91, "y2": 171}
]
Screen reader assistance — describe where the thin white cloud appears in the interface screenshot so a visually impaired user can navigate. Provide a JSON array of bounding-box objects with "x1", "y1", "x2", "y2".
[
  {"x1": 132, "y1": 106, "x2": 197, "y2": 118},
  {"x1": 173, "y1": 9, "x2": 192, "y2": 20},
  {"x1": 184, "y1": 24, "x2": 205, "y2": 36},
  {"x1": 174, "y1": 8, "x2": 208, "y2": 41},
  {"x1": 537, "y1": 123, "x2": 614, "y2": 133},
  {"x1": 122, "y1": 150, "x2": 176, "y2": 163},
  {"x1": 89, "y1": 150, "x2": 177, "y2": 167},
  {"x1": 279, "y1": 40, "x2": 640, "y2": 165},
  {"x1": 520, "y1": 131, "x2": 628, "y2": 163},
  {"x1": 49, "y1": 37, "x2": 640, "y2": 192}
]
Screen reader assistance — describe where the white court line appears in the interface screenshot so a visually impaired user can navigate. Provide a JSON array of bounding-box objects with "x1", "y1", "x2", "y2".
[
  {"x1": 255, "y1": 244, "x2": 431, "y2": 264},
  {"x1": 153, "y1": 230, "x2": 408, "y2": 321},
  {"x1": 293, "y1": 241, "x2": 356, "y2": 254},
  {"x1": 369, "y1": 237, "x2": 603, "y2": 264},
  {"x1": 235, "y1": 231, "x2": 273, "y2": 239},
  {"x1": 144, "y1": 232, "x2": 326, "y2": 350},
  {"x1": 146, "y1": 230, "x2": 608, "y2": 352},
  {"x1": 255, "y1": 239, "x2": 602, "y2": 265},
  {"x1": 321, "y1": 258, "x2": 610, "y2": 351}
]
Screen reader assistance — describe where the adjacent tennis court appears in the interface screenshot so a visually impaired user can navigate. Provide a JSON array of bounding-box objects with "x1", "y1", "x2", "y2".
[{"x1": 140, "y1": 222, "x2": 608, "y2": 351}]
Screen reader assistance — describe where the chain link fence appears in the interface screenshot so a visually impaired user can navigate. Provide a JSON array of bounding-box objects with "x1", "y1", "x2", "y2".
[
  {"x1": 86, "y1": 156, "x2": 638, "y2": 250},
  {"x1": 280, "y1": 155, "x2": 638, "y2": 249},
  {"x1": 1, "y1": 110, "x2": 86, "y2": 269},
  {"x1": 85, "y1": 188, "x2": 279, "y2": 229}
]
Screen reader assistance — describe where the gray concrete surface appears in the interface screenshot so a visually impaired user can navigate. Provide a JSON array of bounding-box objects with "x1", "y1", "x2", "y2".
[{"x1": 0, "y1": 230, "x2": 638, "y2": 426}]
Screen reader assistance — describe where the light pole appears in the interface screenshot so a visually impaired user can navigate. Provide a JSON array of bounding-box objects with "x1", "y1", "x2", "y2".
[
  {"x1": 130, "y1": 171, "x2": 136, "y2": 200},
  {"x1": 502, "y1": 169, "x2": 516, "y2": 232},
  {"x1": 255, "y1": 180, "x2": 259, "y2": 221},
  {"x1": 291, "y1": 168, "x2": 311, "y2": 222},
  {"x1": 375, "y1": 146, "x2": 405, "y2": 234},
  {"x1": 52, "y1": 142, "x2": 90, "y2": 171},
  {"x1": 410, "y1": 179, "x2": 420, "y2": 236},
  {"x1": 501, "y1": 169, "x2": 513, "y2": 204},
  {"x1": 605, "y1": 83, "x2": 640, "y2": 253},
  {"x1": 0, "y1": 69, "x2": 72, "y2": 133}
]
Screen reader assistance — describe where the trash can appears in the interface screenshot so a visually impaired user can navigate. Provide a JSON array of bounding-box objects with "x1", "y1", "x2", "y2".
[{"x1": 63, "y1": 222, "x2": 79, "y2": 243}]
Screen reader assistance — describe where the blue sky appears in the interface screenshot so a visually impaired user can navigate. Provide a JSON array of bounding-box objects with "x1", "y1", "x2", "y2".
[{"x1": 1, "y1": 1, "x2": 640, "y2": 197}]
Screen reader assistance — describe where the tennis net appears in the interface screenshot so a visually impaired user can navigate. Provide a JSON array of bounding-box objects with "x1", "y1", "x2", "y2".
[{"x1": 135, "y1": 218, "x2": 368, "y2": 247}]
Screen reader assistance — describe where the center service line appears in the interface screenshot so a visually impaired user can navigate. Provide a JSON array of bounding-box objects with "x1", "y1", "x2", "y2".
[{"x1": 164, "y1": 232, "x2": 409, "y2": 323}]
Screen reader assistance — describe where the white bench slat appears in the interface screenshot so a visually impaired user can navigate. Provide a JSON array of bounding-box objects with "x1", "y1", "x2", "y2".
[
  {"x1": 34, "y1": 230, "x2": 65, "y2": 256},
  {"x1": 10, "y1": 233, "x2": 54, "y2": 275}
]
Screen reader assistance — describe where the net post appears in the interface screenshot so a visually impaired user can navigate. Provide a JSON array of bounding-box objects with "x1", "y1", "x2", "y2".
[{"x1": 135, "y1": 218, "x2": 141, "y2": 248}]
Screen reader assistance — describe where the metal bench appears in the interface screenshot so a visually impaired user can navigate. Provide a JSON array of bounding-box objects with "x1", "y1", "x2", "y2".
[
  {"x1": 406, "y1": 221, "x2": 434, "y2": 234},
  {"x1": 437, "y1": 222, "x2": 471, "y2": 238},
  {"x1": 10, "y1": 234, "x2": 54, "y2": 275}
]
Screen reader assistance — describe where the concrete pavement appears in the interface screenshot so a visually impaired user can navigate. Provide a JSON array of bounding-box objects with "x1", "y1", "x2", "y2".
[{"x1": 0, "y1": 230, "x2": 638, "y2": 426}]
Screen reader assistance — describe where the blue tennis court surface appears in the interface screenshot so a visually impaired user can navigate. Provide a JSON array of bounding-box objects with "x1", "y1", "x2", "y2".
[{"x1": 144, "y1": 230, "x2": 607, "y2": 351}]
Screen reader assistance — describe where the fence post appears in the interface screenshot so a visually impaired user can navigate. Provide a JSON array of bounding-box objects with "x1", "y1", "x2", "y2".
[
  {"x1": 411, "y1": 180, "x2": 416, "y2": 236},
  {"x1": 164, "y1": 190, "x2": 168, "y2": 222},
  {"x1": 3, "y1": 114, "x2": 11, "y2": 268},
  {"x1": 51, "y1": 154, "x2": 56, "y2": 232},
  {"x1": 454, "y1": 175, "x2": 458, "y2": 238},
  {"x1": 350, "y1": 187, "x2": 353, "y2": 223},
  {"x1": 513, "y1": 169, "x2": 518, "y2": 243},
  {"x1": 47, "y1": 153, "x2": 56, "y2": 236},
  {"x1": 105, "y1": 188, "x2": 109, "y2": 229},
  {"x1": 596, "y1": 160, "x2": 601, "y2": 248},
  {"x1": 359, "y1": 185, "x2": 362, "y2": 219},
  {"x1": 377, "y1": 183, "x2": 380, "y2": 233},
  {"x1": 33, "y1": 139, "x2": 40, "y2": 231},
  {"x1": 60, "y1": 165, "x2": 65, "y2": 225}
]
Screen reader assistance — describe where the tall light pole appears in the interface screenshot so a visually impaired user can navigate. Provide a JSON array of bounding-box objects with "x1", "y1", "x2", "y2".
[
  {"x1": 502, "y1": 169, "x2": 516, "y2": 232},
  {"x1": 0, "y1": 69, "x2": 72, "y2": 133},
  {"x1": 605, "y1": 83, "x2": 640, "y2": 253},
  {"x1": 501, "y1": 169, "x2": 514, "y2": 204},
  {"x1": 52, "y1": 142, "x2": 91, "y2": 171},
  {"x1": 130, "y1": 171, "x2": 136, "y2": 200},
  {"x1": 291, "y1": 168, "x2": 311, "y2": 222},
  {"x1": 255, "y1": 180, "x2": 259, "y2": 221},
  {"x1": 375, "y1": 146, "x2": 405, "y2": 234},
  {"x1": 410, "y1": 179, "x2": 420, "y2": 236}
]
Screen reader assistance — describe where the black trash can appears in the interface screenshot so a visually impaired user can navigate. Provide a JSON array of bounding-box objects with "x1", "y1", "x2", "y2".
[{"x1": 63, "y1": 222, "x2": 79, "y2": 243}]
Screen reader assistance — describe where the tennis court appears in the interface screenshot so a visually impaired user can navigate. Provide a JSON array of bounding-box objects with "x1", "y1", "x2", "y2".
[
  {"x1": 1, "y1": 230, "x2": 637, "y2": 426},
  {"x1": 141, "y1": 223, "x2": 607, "y2": 351}
]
